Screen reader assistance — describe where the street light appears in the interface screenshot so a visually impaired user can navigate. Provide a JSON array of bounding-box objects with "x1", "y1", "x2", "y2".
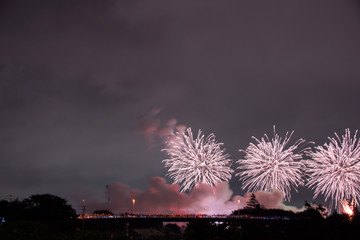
[
  {"x1": 82, "y1": 200, "x2": 86, "y2": 231},
  {"x1": 132, "y1": 198, "x2": 135, "y2": 213},
  {"x1": 177, "y1": 198, "x2": 180, "y2": 216}
]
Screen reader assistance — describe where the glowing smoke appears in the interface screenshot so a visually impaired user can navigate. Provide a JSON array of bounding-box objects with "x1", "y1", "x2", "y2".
[
  {"x1": 134, "y1": 107, "x2": 186, "y2": 150},
  {"x1": 78, "y1": 177, "x2": 300, "y2": 215}
]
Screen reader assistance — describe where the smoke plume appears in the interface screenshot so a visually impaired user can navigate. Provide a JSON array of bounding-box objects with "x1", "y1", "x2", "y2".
[
  {"x1": 134, "y1": 107, "x2": 186, "y2": 150},
  {"x1": 79, "y1": 177, "x2": 301, "y2": 215}
]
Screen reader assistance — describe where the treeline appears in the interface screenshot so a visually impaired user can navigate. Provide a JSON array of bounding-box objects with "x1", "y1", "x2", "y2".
[
  {"x1": 1, "y1": 193, "x2": 360, "y2": 240},
  {"x1": 221, "y1": 193, "x2": 360, "y2": 240},
  {"x1": 0, "y1": 194, "x2": 113, "y2": 240},
  {"x1": 232, "y1": 193, "x2": 329, "y2": 219},
  {"x1": 232, "y1": 193, "x2": 360, "y2": 222}
]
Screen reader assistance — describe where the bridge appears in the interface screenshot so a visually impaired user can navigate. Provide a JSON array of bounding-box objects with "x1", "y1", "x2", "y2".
[{"x1": 78, "y1": 214, "x2": 290, "y2": 224}]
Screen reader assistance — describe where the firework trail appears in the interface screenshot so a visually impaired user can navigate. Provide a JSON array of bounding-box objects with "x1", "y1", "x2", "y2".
[
  {"x1": 305, "y1": 129, "x2": 360, "y2": 211},
  {"x1": 162, "y1": 128, "x2": 233, "y2": 192},
  {"x1": 236, "y1": 126, "x2": 309, "y2": 201}
]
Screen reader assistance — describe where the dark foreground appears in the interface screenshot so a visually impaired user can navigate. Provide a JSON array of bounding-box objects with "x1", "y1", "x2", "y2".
[
  {"x1": 1, "y1": 194, "x2": 360, "y2": 240},
  {"x1": 1, "y1": 215, "x2": 360, "y2": 240}
]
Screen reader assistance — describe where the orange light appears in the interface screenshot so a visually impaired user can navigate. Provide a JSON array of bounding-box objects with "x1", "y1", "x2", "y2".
[
  {"x1": 340, "y1": 199, "x2": 354, "y2": 216},
  {"x1": 343, "y1": 204, "x2": 354, "y2": 216}
]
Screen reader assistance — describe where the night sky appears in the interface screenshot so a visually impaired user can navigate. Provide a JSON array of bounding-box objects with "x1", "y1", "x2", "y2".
[{"x1": 1, "y1": 0, "x2": 360, "y2": 211}]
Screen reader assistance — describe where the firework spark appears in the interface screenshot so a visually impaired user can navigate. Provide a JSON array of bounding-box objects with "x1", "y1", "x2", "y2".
[
  {"x1": 305, "y1": 129, "x2": 360, "y2": 211},
  {"x1": 236, "y1": 126, "x2": 309, "y2": 201},
  {"x1": 162, "y1": 128, "x2": 233, "y2": 192}
]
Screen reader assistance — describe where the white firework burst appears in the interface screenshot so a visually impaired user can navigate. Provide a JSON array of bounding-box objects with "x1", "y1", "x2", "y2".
[
  {"x1": 162, "y1": 127, "x2": 233, "y2": 192},
  {"x1": 305, "y1": 129, "x2": 360, "y2": 211},
  {"x1": 236, "y1": 126, "x2": 309, "y2": 201}
]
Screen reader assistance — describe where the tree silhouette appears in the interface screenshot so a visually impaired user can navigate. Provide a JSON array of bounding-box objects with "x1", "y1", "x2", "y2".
[
  {"x1": 93, "y1": 209, "x2": 113, "y2": 215},
  {"x1": 297, "y1": 201, "x2": 325, "y2": 221},
  {"x1": 246, "y1": 193, "x2": 261, "y2": 210},
  {"x1": 23, "y1": 194, "x2": 76, "y2": 224},
  {"x1": 0, "y1": 199, "x2": 29, "y2": 221},
  {"x1": 0, "y1": 194, "x2": 78, "y2": 239}
]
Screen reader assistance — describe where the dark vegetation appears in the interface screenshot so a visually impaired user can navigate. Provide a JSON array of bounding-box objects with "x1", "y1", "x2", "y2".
[
  {"x1": 93, "y1": 210, "x2": 113, "y2": 215},
  {"x1": 1, "y1": 193, "x2": 360, "y2": 239},
  {"x1": 0, "y1": 194, "x2": 109, "y2": 240}
]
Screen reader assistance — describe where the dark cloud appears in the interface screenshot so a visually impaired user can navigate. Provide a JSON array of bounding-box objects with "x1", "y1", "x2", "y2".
[{"x1": 0, "y1": 0, "x2": 360, "y2": 210}]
